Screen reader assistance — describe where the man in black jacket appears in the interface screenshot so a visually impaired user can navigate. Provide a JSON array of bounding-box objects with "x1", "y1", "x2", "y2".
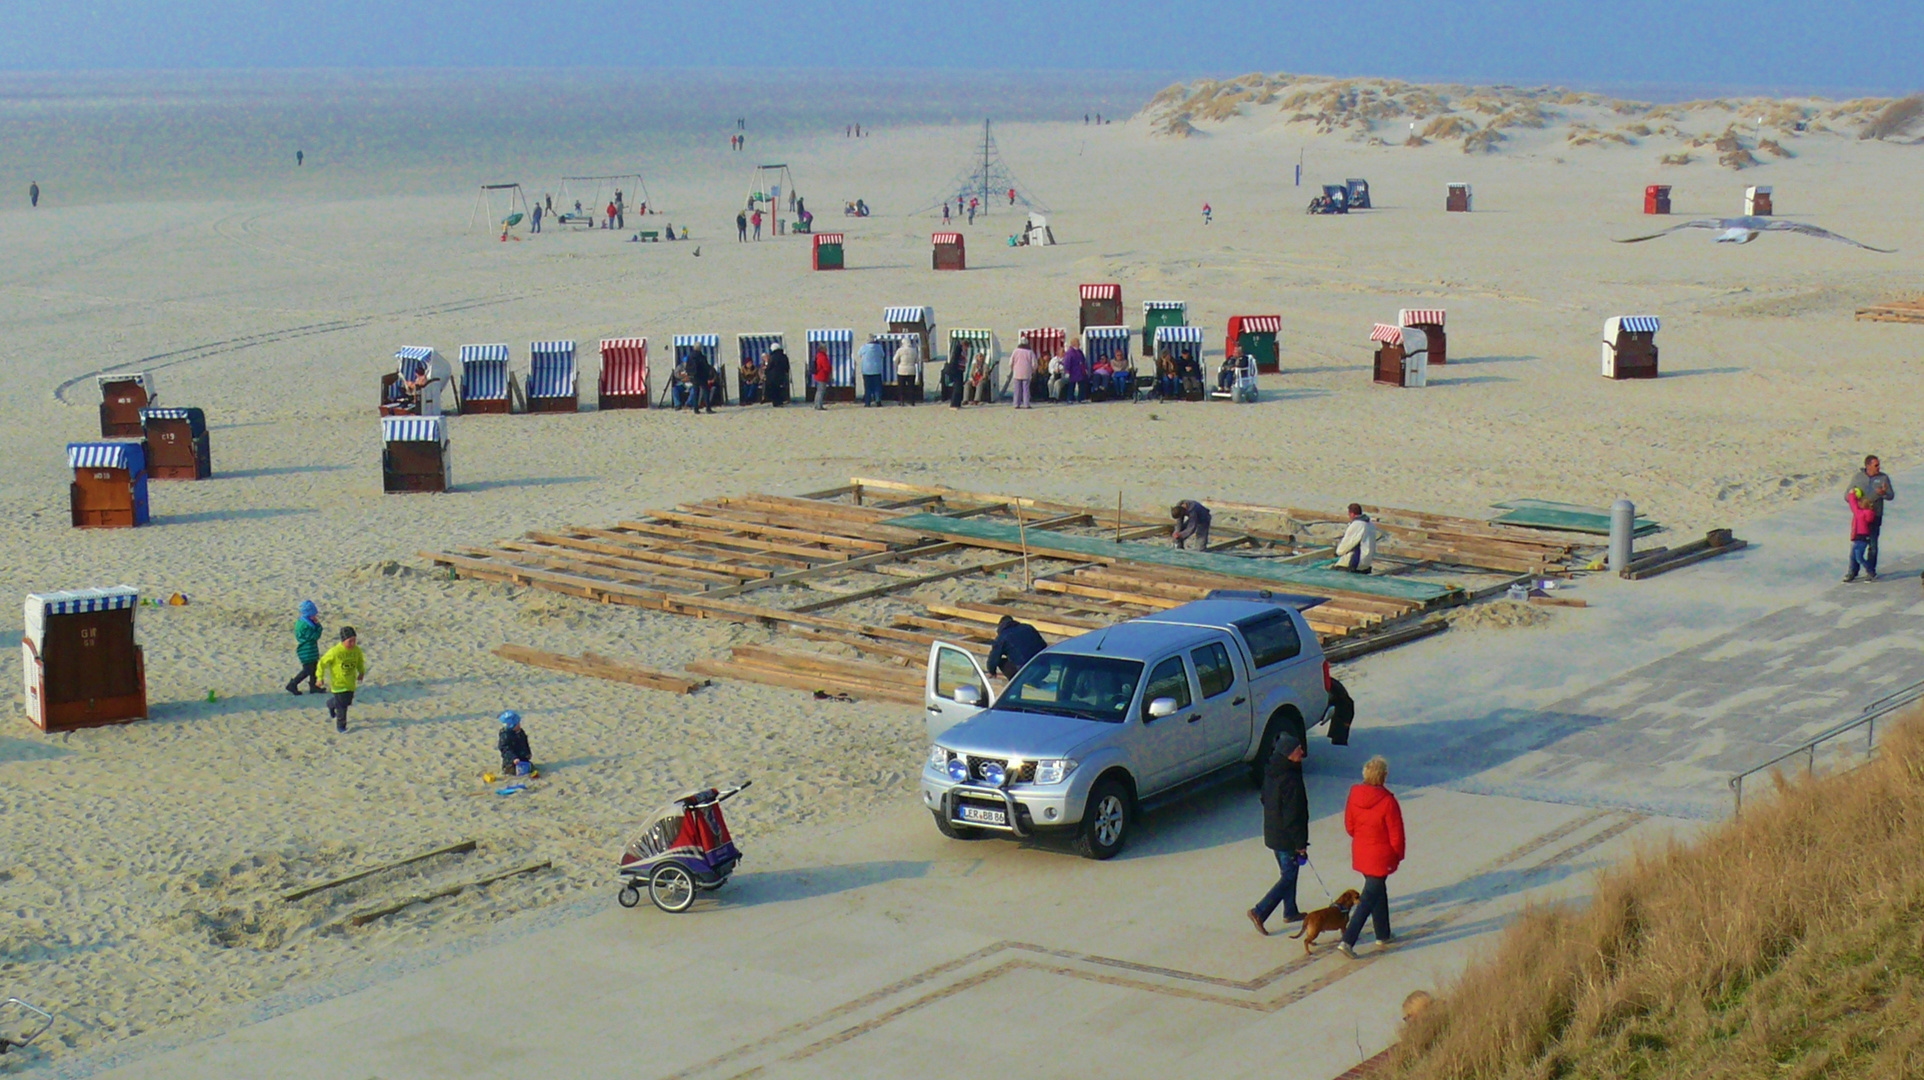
[
  {"x1": 985, "y1": 615, "x2": 1046, "y2": 678},
  {"x1": 685, "y1": 348, "x2": 718, "y2": 414},
  {"x1": 766, "y1": 346, "x2": 791, "y2": 406},
  {"x1": 1247, "y1": 733, "x2": 1309, "y2": 934}
]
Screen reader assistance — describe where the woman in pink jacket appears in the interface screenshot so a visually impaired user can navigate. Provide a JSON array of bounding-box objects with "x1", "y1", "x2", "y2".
[{"x1": 1847, "y1": 486, "x2": 1878, "y2": 582}]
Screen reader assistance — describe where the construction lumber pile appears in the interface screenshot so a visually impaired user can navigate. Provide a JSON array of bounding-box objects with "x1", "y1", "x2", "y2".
[
  {"x1": 493, "y1": 644, "x2": 707, "y2": 694},
  {"x1": 425, "y1": 478, "x2": 1588, "y2": 705},
  {"x1": 1856, "y1": 297, "x2": 1924, "y2": 324},
  {"x1": 1621, "y1": 529, "x2": 1746, "y2": 580}
]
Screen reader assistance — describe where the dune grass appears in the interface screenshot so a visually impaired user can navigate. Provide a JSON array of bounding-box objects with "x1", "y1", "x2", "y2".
[{"x1": 1385, "y1": 710, "x2": 1924, "y2": 1080}]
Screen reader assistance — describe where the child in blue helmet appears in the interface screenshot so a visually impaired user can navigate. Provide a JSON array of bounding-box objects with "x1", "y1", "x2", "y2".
[
  {"x1": 285, "y1": 600, "x2": 323, "y2": 695},
  {"x1": 497, "y1": 711, "x2": 535, "y2": 777}
]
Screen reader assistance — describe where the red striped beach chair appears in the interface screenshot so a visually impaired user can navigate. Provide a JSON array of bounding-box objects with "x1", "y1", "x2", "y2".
[{"x1": 598, "y1": 338, "x2": 649, "y2": 410}]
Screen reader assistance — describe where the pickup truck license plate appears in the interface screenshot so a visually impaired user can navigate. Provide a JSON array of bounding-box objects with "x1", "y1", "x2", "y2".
[{"x1": 958, "y1": 805, "x2": 1006, "y2": 826}]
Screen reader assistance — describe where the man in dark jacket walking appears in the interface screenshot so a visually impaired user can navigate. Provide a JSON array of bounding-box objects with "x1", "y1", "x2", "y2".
[
  {"x1": 685, "y1": 348, "x2": 718, "y2": 414},
  {"x1": 985, "y1": 615, "x2": 1047, "y2": 678},
  {"x1": 1247, "y1": 734, "x2": 1310, "y2": 934}
]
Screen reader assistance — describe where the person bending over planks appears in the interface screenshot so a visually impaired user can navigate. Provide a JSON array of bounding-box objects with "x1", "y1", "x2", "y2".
[
  {"x1": 1171, "y1": 500, "x2": 1212, "y2": 550},
  {"x1": 1335, "y1": 504, "x2": 1379, "y2": 573}
]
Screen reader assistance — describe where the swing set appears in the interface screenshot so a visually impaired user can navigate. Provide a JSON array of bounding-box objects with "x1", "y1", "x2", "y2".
[
  {"x1": 745, "y1": 164, "x2": 801, "y2": 221},
  {"x1": 555, "y1": 173, "x2": 655, "y2": 228},
  {"x1": 468, "y1": 183, "x2": 531, "y2": 239}
]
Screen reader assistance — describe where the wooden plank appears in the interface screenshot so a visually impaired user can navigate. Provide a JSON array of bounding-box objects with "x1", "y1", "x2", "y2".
[
  {"x1": 789, "y1": 629, "x2": 948, "y2": 666},
  {"x1": 846, "y1": 477, "x2": 1172, "y2": 528},
  {"x1": 281, "y1": 839, "x2": 477, "y2": 902},
  {"x1": 1621, "y1": 539, "x2": 1747, "y2": 580},
  {"x1": 1036, "y1": 578, "x2": 1187, "y2": 610},
  {"x1": 729, "y1": 645, "x2": 924, "y2": 689},
  {"x1": 490, "y1": 543, "x2": 754, "y2": 587},
  {"x1": 685, "y1": 658, "x2": 925, "y2": 706},
  {"x1": 1324, "y1": 618, "x2": 1448, "y2": 663},
  {"x1": 492, "y1": 644, "x2": 705, "y2": 694},
  {"x1": 787, "y1": 554, "x2": 1035, "y2": 613},
  {"x1": 676, "y1": 504, "x2": 929, "y2": 546},
  {"x1": 606, "y1": 520, "x2": 845, "y2": 563},
  {"x1": 698, "y1": 542, "x2": 961, "y2": 599},
  {"x1": 1529, "y1": 595, "x2": 1589, "y2": 608},
  {"x1": 645, "y1": 509, "x2": 898, "y2": 551},
  {"x1": 720, "y1": 493, "x2": 918, "y2": 527},
  {"x1": 347, "y1": 859, "x2": 552, "y2": 927},
  {"x1": 521, "y1": 532, "x2": 782, "y2": 580}
]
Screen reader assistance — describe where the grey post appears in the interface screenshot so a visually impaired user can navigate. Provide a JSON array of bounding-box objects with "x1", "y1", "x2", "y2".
[{"x1": 1609, "y1": 499, "x2": 1635, "y2": 574}]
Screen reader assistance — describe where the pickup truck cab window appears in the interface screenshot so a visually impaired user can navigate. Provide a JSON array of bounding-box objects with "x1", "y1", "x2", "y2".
[
  {"x1": 1192, "y1": 642, "x2": 1236, "y2": 698},
  {"x1": 1235, "y1": 611, "x2": 1301, "y2": 668},
  {"x1": 1141, "y1": 655, "x2": 1193, "y2": 721},
  {"x1": 1004, "y1": 654, "x2": 1142, "y2": 723}
]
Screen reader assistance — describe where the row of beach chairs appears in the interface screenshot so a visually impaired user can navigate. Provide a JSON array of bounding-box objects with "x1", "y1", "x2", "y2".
[{"x1": 385, "y1": 324, "x2": 1233, "y2": 414}]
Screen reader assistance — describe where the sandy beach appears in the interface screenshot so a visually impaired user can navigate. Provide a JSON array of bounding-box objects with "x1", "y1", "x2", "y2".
[{"x1": 1, "y1": 70, "x2": 1920, "y2": 1065}]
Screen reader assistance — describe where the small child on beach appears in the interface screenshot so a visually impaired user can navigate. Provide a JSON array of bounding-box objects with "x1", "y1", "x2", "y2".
[
  {"x1": 495, "y1": 711, "x2": 536, "y2": 778},
  {"x1": 285, "y1": 600, "x2": 322, "y2": 695},
  {"x1": 315, "y1": 626, "x2": 366, "y2": 734}
]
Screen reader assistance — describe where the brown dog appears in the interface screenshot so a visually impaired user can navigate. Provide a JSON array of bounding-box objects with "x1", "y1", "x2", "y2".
[{"x1": 1289, "y1": 889, "x2": 1361, "y2": 954}]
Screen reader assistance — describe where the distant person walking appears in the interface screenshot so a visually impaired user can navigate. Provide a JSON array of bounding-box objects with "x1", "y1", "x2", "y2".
[
  {"x1": 1338, "y1": 756, "x2": 1405, "y2": 959},
  {"x1": 751, "y1": 208, "x2": 763, "y2": 240},
  {"x1": 812, "y1": 343, "x2": 832, "y2": 409},
  {"x1": 1008, "y1": 186, "x2": 1016, "y2": 206},
  {"x1": 530, "y1": 202, "x2": 542, "y2": 233},
  {"x1": 967, "y1": 197, "x2": 978, "y2": 225},
  {"x1": 315, "y1": 626, "x2": 367, "y2": 734},
  {"x1": 736, "y1": 210, "x2": 748, "y2": 242},
  {"x1": 1203, "y1": 202, "x2": 1213, "y2": 225},
  {"x1": 1247, "y1": 732, "x2": 1310, "y2": 934},
  {"x1": 1009, "y1": 340, "x2": 1036, "y2": 409},
  {"x1": 1171, "y1": 499, "x2": 1211, "y2": 550},
  {"x1": 766, "y1": 345, "x2": 791, "y2": 407},
  {"x1": 943, "y1": 342, "x2": 967, "y2": 408},
  {"x1": 29, "y1": 180, "x2": 38, "y2": 207},
  {"x1": 943, "y1": 202, "x2": 950, "y2": 224},
  {"x1": 1845, "y1": 454, "x2": 1896, "y2": 583},
  {"x1": 1335, "y1": 504, "x2": 1379, "y2": 573},
  {"x1": 296, "y1": 150, "x2": 304, "y2": 167},
  {"x1": 284, "y1": 600, "x2": 323, "y2": 695}
]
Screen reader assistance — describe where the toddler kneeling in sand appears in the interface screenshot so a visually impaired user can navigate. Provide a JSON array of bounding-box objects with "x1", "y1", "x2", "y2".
[{"x1": 491, "y1": 710, "x2": 537, "y2": 780}]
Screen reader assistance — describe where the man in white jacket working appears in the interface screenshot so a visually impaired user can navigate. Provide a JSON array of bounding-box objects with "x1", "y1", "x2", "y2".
[{"x1": 1335, "y1": 503, "x2": 1379, "y2": 573}]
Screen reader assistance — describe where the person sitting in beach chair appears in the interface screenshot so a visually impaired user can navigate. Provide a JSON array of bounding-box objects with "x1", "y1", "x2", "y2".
[
  {"x1": 1155, "y1": 347, "x2": 1179, "y2": 400},
  {"x1": 670, "y1": 358, "x2": 696, "y2": 410},
  {"x1": 740, "y1": 353, "x2": 764, "y2": 405},
  {"x1": 1113, "y1": 350, "x2": 1139, "y2": 401},
  {"x1": 495, "y1": 710, "x2": 537, "y2": 778},
  {"x1": 1090, "y1": 352, "x2": 1114, "y2": 402},
  {"x1": 1177, "y1": 351, "x2": 1205, "y2": 400},
  {"x1": 1217, "y1": 348, "x2": 1250, "y2": 394}
]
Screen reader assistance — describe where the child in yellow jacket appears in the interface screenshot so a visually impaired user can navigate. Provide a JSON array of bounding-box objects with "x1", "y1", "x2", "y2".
[{"x1": 315, "y1": 625, "x2": 367, "y2": 733}]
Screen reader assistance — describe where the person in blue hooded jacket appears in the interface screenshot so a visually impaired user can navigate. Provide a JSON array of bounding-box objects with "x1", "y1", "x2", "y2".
[
  {"x1": 986, "y1": 615, "x2": 1047, "y2": 679},
  {"x1": 285, "y1": 600, "x2": 323, "y2": 695}
]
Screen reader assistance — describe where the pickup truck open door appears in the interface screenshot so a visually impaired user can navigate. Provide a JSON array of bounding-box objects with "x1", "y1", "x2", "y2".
[{"x1": 925, "y1": 640, "x2": 993, "y2": 741}]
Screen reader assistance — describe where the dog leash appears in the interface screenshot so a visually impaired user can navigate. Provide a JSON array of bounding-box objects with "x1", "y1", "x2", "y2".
[{"x1": 1303, "y1": 854, "x2": 1333, "y2": 904}]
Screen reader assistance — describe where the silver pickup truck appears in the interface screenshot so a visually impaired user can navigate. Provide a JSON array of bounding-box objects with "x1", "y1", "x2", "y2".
[{"x1": 918, "y1": 595, "x2": 1348, "y2": 859}]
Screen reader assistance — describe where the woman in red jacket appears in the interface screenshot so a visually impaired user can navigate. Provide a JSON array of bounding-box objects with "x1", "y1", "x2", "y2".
[{"x1": 1339, "y1": 755, "x2": 1405, "y2": 958}]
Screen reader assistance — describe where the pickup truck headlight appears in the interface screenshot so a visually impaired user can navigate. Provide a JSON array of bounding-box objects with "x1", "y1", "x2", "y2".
[
  {"x1": 1032, "y1": 758, "x2": 1077, "y2": 785},
  {"x1": 927, "y1": 744, "x2": 950, "y2": 770}
]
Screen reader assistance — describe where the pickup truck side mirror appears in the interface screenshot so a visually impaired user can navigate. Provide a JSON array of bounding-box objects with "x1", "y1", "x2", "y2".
[
  {"x1": 1146, "y1": 697, "x2": 1178, "y2": 720},
  {"x1": 953, "y1": 685, "x2": 982, "y2": 706}
]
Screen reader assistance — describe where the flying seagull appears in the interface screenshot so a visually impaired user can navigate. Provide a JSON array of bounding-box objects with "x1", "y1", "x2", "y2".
[{"x1": 1615, "y1": 216, "x2": 1894, "y2": 252}]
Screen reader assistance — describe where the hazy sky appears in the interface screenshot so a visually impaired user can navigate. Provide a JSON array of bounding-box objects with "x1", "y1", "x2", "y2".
[{"x1": 2, "y1": 0, "x2": 1918, "y2": 95}]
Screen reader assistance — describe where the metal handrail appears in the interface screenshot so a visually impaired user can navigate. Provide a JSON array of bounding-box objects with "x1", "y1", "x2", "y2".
[{"x1": 1729, "y1": 676, "x2": 1924, "y2": 814}]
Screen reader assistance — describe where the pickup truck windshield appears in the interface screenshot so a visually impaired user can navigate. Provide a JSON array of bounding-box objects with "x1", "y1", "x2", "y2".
[{"x1": 1002, "y1": 654, "x2": 1143, "y2": 723}]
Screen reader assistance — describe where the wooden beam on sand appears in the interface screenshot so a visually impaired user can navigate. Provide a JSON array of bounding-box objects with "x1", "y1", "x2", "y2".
[
  {"x1": 347, "y1": 859, "x2": 553, "y2": 927},
  {"x1": 492, "y1": 644, "x2": 707, "y2": 694},
  {"x1": 1323, "y1": 618, "x2": 1449, "y2": 663},
  {"x1": 281, "y1": 839, "x2": 477, "y2": 902},
  {"x1": 698, "y1": 541, "x2": 962, "y2": 598},
  {"x1": 787, "y1": 554, "x2": 1037, "y2": 613}
]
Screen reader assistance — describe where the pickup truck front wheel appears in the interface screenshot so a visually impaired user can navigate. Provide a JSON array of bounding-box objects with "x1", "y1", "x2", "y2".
[{"x1": 1072, "y1": 777, "x2": 1132, "y2": 860}]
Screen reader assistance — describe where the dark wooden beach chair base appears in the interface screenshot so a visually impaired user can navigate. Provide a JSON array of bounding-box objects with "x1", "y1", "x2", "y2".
[
  {"x1": 527, "y1": 395, "x2": 579, "y2": 413},
  {"x1": 599, "y1": 393, "x2": 649, "y2": 410}
]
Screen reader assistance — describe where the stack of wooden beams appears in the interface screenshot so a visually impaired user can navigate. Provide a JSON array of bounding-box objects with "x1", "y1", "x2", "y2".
[
  {"x1": 1212, "y1": 500, "x2": 1596, "y2": 575},
  {"x1": 1856, "y1": 297, "x2": 1924, "y2": 325},
  {"x1": 492, "y1": 644, "x2": 706, "y2": 694},
  {"x1": 1032, "y1": 563, "x2": 1421, "y2": 640}
]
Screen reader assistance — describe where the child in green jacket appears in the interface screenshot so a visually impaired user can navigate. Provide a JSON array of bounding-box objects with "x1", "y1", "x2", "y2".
[{"x1": 285, "y1": 600, "x2": 322, "y2": 695}]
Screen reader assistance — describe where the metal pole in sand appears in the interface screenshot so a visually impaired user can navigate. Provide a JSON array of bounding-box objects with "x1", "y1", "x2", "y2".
[{"x1": 1016, "y1": 504, "x2": 1032, "y2": 591}]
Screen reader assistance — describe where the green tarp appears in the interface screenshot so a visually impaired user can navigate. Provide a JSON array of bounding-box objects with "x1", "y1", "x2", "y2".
[
  {"x1": 1489, "y1": 499, "x2": 1659, "y2": 537},
  {"x1": 889, "y1": 513, "x2": 1452, "y2": 602}
]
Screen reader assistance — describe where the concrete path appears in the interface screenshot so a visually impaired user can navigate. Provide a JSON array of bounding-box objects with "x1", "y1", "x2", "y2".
[{"x1": 79, "y1": 470, "x2": 1919, "y2": 1080}]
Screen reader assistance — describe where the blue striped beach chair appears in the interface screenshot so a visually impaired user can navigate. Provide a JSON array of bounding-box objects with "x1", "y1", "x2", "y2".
[
  {"x1": 736, "y1": 333, "x2": 782, "y2": 406},
  {"x1": 381, "y1": 415, "x2": 452, "y2": 493},
  {"x1": 947, "y1": 328, "x2": 997, "y2": 404},
  {"x1": 387, "y1": 346, "x2": 449, "y2": 416},
  {"x1": 882, "y1": 307, "x2": 934, "y2": 403},
  {"x1": 96, "y1": 372, "x2": 154, "y2": 437},
  {"x1": 68, "y1": 441, "x2": 149, "y2": 527},
  {"x1": 805, "y1": 329, "x2": 855, "y2": 403},
  {"x1": 1080, "y1": 325, "x2": 1134, "y2": 400},
  {"x1": 526, "y1": 340, "x2": 579, "y2": 413},
  {"x1": 1154, "y1": 325, "x2": 1208, "y2": 401},
  {"x1": 669, "y1": 334, "x2": 721, "y2": 408},
  {"x1": 458, "y1": 343, "x2": 516, "y2": 414}
]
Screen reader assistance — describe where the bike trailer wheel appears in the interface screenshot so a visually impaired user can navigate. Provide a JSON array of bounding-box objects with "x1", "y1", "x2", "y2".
[
  {"x1": 649, "y1": 863, "x2": 697, "y2": 913},
  {"x1": 616, "y1": 883, "x2": 642, "y2": 908}
]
